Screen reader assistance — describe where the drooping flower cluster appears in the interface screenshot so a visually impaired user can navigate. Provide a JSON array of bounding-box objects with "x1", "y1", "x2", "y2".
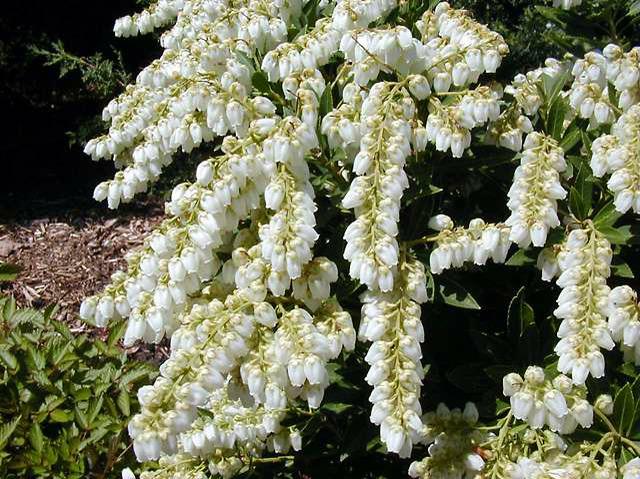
[
  {"x1": 408, "y1": 403, "x2": 486, "y2": 479},
  {"x1": 427, "y1": 214, "x2": 511, "y2": 274},
  {"x1": 113, "y1": 0, "x2": 184, "y2": 37},
  {"x1": 503, "y1": 366, "x2": 594, "y2": 433},
  {"x1": 340, "y1": 27, "x2": 428, "y2": 86},
  {"x1": 86, "y1": 0, "x2": 303, "y2": 208},
  {"x1": 358, "y1": 255, "x2": 428, "y2": 457},
  {"x1": 607, "y1": 285, "x2": 640, "y2": 364},
  {"x1": 488, "y1": 59, "x2": 566, "y2": 152},
  {"x1": 553, "y1": 226, "x2": 614, "y2": 384},
  {"x1": 426, "y1": 84, "x2": 502, "y2": 157},
  {"x1": 505, "y1": 132, "x2": 567, "y2": 248},
  {"x1": 342, "y1": 82, "x2": 414, "y2": 291},
  {"x1": 591, "y1": 105, "x2": 640, "y2": 213},
  {"x1": 125, "y1": 259, "x2": 355, "y2": 473},
  {"x1": 416, "y1": 2, "x2": 509, "y2": 93}
]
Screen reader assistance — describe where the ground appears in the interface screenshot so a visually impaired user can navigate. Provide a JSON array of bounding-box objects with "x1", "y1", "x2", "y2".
[{"x1": 0, "y1": 198, "x2": 164, "y2": 331}]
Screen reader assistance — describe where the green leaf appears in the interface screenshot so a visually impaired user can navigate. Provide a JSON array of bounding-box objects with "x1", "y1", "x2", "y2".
[
  {"x1": 2, "y1": 296, "x2": 16, "y2": 321},
  {"x1": 29, "y1": 422, "x2": 44, "y2": 453},
  {"x1": 568, "y1": 162, "x2": 593, "y2": 220},
  {"x1": 612, "y1": 258, "x2": 635, "y2": 279},
  {"x1": 235, "y1": 51, "x2": 255, "y2": 73},
  {"x1": 505, "y1": 248, "x2": 537, "y2": 267},
  {"x1": 0, "y1": 262, "x2": 20, "y2": 282},
  {"x1": 542, "y1": 70, "x2": 570, "y2": 104},
  {"x1": 88, "y1": 395, "x2": 104, "y2": 424},
  {"x1": 117, "y1": 389, "x2": 130, "y2": 416},
  {"x1": 438, "y1": 278, "x2": 481, "y2": 310},
  {"x1": 319, "y1": 85, "x2": 334, "y2": 119},
  {"x1": 50, "y1": 409, "x2": 73, "y2": 423},
  {"x1": 106, "y1": 320, "x2": 127, "y2": 347},
  {"x1": 597, "y1": 225, "x2": 633, "y2": 245},
  {"x1": 0, "y1": 347, "x2": 18, "y2": 370},
  {"x1": 118, "y1": 364, "x2": 156, "y2": 386},
  {"x1": 559, "y1": 126, "x2": 581, "y2": 152},
  {"x1": 507, "y1": 287, "x2": 535, "y2": 338},
  {"x1": 75, "y1": 406, "x2": 89, "y2": 430},
  {"x1": 613, "y1": 384, "x2": 636, "y2": 436},
  {"x1": 10, "y1": 308, "x2": 44, "y2": 326},
  {"x1": 629, "y1": 0, "x2": 640, "y2": 16},
  {"x1": 0, "y1": 415, "x2": 21, "y2": 448},
  {"x1": 322, "y1": 402, "x2": 352, "y2": 414},
  {"x1": 593, "y1": 201, "x2": 623, "y2": 229},
  {"x1": 251, "y1": 71, "x2": 271, "y2": 95},
  {"x1": 546, "y1": 97, "x2": 569, "y2": 140}
]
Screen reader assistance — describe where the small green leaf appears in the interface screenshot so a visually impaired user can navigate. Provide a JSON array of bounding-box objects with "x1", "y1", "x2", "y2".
[
  {"x1": 505, "y1": 248, "x2": 537, "y2": 267},
  {"x1": 546, "y1": 97, "x2": 569, "y2": 140},
  {"x1": 597, "y1": 225, "x2": 633, "y2": 245},
  {"x1": 88, "y1": 395, "x2": 104, "y2": 424},
  {"x1": 0, "y1": 262, "x2": 20, "y2": 282},
  {"x1": 568, "y1": 162, "x2": 593, "y2": 220},
  {"x1": 251, "y1": 71, "x2": 271, "y2": 95},
  {"x1": 106, "y1": 320, "x2": 127, "y2": 347},
  {"x1": 559, "y1": 126, "x2": 581, "y2": 152},
  {"x1": 0, "y1": 415, "x2": 21, "y2": 448},
  {"x1": 50, "y1": 409, "x2": 73, "y2": 423},
  {"x1": 322, "y1": 402, "x2": 352, "y2": 414},
  {"x1": 613, "y1": 384, "x2": 636, "y2": 436},
  {"x1": 0, "y1": 347, "x2": 18, "y2": 370},
  {"x1": 612, "y1": 259, "x2": 635, "y2": 279},
  {"x1": 593, "y1": 201, "x2": 622, "y2": 229},
  {"x1": 235, "y1": 51, "x2": 255, "y2": 73},
  {"x1": 438, "y1": 279, "x2": 481, "y2": 310},
  {"x1": 507, "y1": 287, "x2": 535, "y2": 339},
  {"x1": 542, "y1": 70, "x2": 570, "y2": 104},
  {"x1": 319, "y1": 85, "x2": 334, "y2": 119},
  {"x1": 2, "y1": 296, "x2": 16, "y2": 320},
  {"x1": 29, "y1": 422, "x2": 44, "y2": 453},
  {"x1": 75, "y1": 406, "x2": 89, "y2": 430},
  {"x1": 117, "y1": 389, "x2": 130, "y2": 416}
]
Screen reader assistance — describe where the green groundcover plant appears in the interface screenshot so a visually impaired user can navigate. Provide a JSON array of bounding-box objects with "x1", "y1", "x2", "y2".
[
  {"x1": 0, "y1": 296, "x2": 156, "y2": 478},
  {"x1": 78, "y1": 0, "x2": 640, "y2": 477}
]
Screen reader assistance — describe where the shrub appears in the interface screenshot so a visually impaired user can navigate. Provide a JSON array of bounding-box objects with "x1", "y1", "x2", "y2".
[
  {"x1": 80, "y1": 0, "x2": 640, "y2": 478},
  {"x1": 0, "y1": 296, "x2": 156, "y2": 478}
]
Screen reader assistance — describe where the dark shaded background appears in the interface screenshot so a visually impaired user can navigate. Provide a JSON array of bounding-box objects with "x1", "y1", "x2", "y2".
[{"x1": 0, "y1": 1, "x2": 159, "y2": 217}]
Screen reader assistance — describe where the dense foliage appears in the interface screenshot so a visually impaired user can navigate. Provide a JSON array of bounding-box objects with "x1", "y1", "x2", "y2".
[
  {"x1": 55, "y1": 0, "x2": 640, "y2": 477},
  {"x1": 0, "y1": 296, "x2": 156, "y2": 478}
]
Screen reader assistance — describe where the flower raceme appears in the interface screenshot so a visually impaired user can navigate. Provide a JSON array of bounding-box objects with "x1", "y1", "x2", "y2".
[{"x1": 79, "y1": 0, "x2": 640, "y2": 477}]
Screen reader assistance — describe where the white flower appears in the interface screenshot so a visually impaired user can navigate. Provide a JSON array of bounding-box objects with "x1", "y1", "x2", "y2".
[
  {"x1": 505, "y1": 132, "x2": 567, "y2": 248},
  {"x1": 503, "y1": 367, "x2": 591, "y2": 433},
  {"x1": 360, "y1": 255, "x2": 427, "y2": 457},
  {"x1": 429, "y1": 217, "x2": 511, "y2": 274},
  {"x1": 342, "y1": 82, "x2": 413, "y2": 291},
  {"x1": 592, "y1": 106, "x2": 640, "y2": 213},
  {"x1": 554, "y1": 227, "x2": 613, "y2": 384},
  {"x1": 121, "y1": 467, "x2": 136, "y2": 479},
  {"x1": 607, "y1": 285, "x2": 640, "y2": 364},
  {"x1": 623, "y1": 458, "x2": 640, "y2": 479}
]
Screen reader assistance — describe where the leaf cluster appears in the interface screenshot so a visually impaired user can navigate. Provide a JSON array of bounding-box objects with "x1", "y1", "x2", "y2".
[{"x1": 0, "y1": 296, "x2": 156, "y2": 479}]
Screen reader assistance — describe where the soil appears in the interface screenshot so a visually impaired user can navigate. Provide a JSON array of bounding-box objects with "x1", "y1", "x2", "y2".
[{"x1": 0, "y1": 197, "x2": 165, "y2": 332}]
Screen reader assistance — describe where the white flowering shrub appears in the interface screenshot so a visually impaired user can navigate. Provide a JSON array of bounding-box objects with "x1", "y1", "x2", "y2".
[{"x1": 80, "y1": 0, "x2": 640, "y2": 477}]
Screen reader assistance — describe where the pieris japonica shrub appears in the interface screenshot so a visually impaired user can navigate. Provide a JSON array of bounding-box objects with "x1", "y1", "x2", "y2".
[{"x1": 80, "y1": 0, "x2": 640, "y2": 477}]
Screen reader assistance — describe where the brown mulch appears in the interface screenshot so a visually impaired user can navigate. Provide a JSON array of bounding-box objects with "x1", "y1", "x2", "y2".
[{"x1": 0, "y1": 200, "x2": 165, "y2": 330}]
